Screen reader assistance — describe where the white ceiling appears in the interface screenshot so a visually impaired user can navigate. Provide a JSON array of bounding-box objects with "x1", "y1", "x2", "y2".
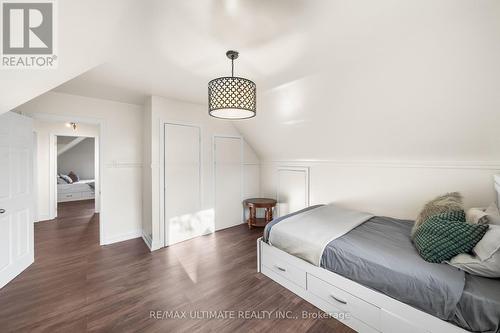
[
  {"x1": 13, "y1": 0, "x2": 500, "y2": 162},
  {"x1": 53, "y1": 0, "x2": 331, "y2": 105}
]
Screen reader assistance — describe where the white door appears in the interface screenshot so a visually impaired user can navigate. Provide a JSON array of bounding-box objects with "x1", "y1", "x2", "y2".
[
  {"x1": 277, "y1": 168, "x2": 309, "y2": 217},
  {"x1": 0, "y1": 112, "x2": 34, "y2": 289},
  {"x1": 214, "y1": 136, "x2": 242, "y2": 230},
  {"x1": 164, "y1": 123, "x2": 203, "y2": 246}
]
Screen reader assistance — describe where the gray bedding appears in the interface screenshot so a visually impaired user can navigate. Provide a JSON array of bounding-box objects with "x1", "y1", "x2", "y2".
[{"x1": 265, "y1": 209, "x2": 500, "y2": 332}]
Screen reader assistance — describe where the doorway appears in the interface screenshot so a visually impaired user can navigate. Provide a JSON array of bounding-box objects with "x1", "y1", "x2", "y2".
[
  {"x1": 30, "y1": 116, "x2": 104, "y2": 244},
  {"x1": 55, "y1": 135, "x2": 98, "y2": 219}
]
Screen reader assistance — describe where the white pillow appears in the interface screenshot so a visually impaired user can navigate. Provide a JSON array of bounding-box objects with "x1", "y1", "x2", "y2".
[
  {"x1": 485, "y1": 203, "x2": 500, "y2": 225},
  {"x1": 466, "y1": 207, "x2": 489, "y2": 224},
  {"x1": 449, "y1": 252, "x2": 500, "y2": 278},
  {"x1": 473, "y1": 225, "x2": 500, "y2": 260}
]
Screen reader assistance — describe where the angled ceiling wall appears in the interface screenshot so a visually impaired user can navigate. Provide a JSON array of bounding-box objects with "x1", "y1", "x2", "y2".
[
  {"x1": 4, "y1": 0, "x2": 500, "y2": 164},
  {"x1": 233, "y1": 0, "x2": 500, "y2": 162},
  {"x1": 0, "y1": 0, "x2": 148, "y2": 113}
]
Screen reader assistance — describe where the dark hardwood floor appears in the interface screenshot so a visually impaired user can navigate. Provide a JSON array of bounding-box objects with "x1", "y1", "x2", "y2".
[{"x1": 0, "y1": 200, "x2": 354, "y2": 333}]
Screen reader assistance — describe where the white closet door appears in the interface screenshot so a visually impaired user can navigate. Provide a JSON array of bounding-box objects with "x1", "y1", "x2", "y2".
[
  {"x1": 214, "y1": 137, "x2": 242, "y2": 230},
  {"x1": 164, "y1": 124, "x2": 202, "y2": 245},
  {"x1": 0, "y1": 112, "x2": 34, "y2": 289},
  {"x1": 277, "y1": 167, "x2": 309, "y2": 217}
]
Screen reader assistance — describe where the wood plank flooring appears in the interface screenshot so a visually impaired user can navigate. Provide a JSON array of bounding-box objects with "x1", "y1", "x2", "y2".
[{"x1": 0, "y1": 200, "x2": 354, "y2": 333}]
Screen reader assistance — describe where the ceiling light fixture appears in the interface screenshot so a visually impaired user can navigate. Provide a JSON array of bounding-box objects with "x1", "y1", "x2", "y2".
[{"x1": 208, "y1": 50, "x2": 256, "y2": 120}]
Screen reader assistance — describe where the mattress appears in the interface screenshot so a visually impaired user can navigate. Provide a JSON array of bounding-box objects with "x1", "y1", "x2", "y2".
[
  {"x1": 57, "y1": 179, "x2": 95, "y2": 193},
  {"x1": 265, "y1": 209, "x2": 500, "y2": 332},
  {"x1": 322, "y1": 216, "x2": 500, "y2": 333}
]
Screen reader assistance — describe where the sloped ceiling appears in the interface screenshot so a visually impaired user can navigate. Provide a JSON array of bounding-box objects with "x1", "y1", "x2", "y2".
[
  {"x1": 6, "y1": 0, "x2": 500, "y2": 162},
  {"x1": 0, "y1": 0, "x2": 147, "y2": 113}
]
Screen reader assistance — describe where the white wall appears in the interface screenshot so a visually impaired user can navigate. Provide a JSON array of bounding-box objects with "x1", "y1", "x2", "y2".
[
  {"x1": 261, "y1": 161, "x2": 500, "y2": 220},
  {"x1": 142, "y1": 95, "x2": 260, "y2": 250},
  {"x1": 33, "y1": 120, "x2": 99, "y2": 221},
  {"x1": 17, "y1": 92, "x2": 143, "y2": 245},
  {"x1": 58, "y1": 137, "x2": 95, "y2": 179},
  {"x1": 232, "y1": 1, "x2": 500, "y2": 218},
  {"x1": 0, "y1": 0, "x2": 148, "y2": 114}
]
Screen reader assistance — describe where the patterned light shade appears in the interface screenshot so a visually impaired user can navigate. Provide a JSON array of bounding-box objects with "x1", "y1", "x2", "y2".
[{"x1": 208, "y1": 51, "x2": 256, "y2": 119}]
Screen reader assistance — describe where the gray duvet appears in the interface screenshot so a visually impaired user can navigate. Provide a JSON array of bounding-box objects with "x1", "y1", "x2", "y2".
[{"x1": 265, "y1": 209, "x2": 500, "y2": 332}]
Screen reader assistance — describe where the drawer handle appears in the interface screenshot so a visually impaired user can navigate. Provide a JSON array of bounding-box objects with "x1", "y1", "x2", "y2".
[
  {"x1": 274, "y1": 265, "x2": 286, "y2": 272},
  {"x1": 330, "y1": 295, "x2": 347, "y2": 305}
]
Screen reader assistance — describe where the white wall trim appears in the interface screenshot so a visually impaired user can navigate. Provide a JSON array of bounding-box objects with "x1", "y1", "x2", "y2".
[
  {"x1": 103, "y1": 229, "x2": 142, "y2": 245},
  {"x1": 141, "y1": 231, "x2": 152, "y2": 251},
  {"x1": 262, "y1": 159, "x2": 500, "y2": 170},
  {"x1": 35, "y1": 214, "x2": 51, "y2": 223},
  {"x1": 276, "y1": 166, "x2": 310, "y2": 217}
]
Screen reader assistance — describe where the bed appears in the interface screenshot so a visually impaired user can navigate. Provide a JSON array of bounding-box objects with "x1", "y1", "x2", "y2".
[
  {"x1": 57, "y1": 179, "x2": 95, "y2": 202},
  {"x1": 259, "y1": 204, "x2": 500, "y2": 333}
]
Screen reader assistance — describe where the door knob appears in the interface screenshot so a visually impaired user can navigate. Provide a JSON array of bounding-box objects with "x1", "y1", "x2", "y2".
[{"x1": 0, "y1": 209, "x2": 5, "y2": 214}]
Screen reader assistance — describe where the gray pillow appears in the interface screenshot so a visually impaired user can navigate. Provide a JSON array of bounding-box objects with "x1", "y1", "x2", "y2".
[{"x1": 411, "y1": 192, "x2": 463, "y2": 238}]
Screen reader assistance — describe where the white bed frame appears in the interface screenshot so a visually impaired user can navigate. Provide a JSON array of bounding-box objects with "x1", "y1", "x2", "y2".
[
  {"x1": 57, "y1": 182, "x2": 95, "y2": 203},
  {"x1": 257, "y1": 238, "x2": 468, "y2": 333}
]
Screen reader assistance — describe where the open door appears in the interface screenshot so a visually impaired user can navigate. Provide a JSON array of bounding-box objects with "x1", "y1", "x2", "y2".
[{"x1": 0, "y1": 112, "x2": 34, "y2": 289}]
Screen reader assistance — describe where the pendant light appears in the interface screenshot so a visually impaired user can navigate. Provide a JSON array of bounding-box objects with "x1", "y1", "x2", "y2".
[{"x1": 208, "y1": 50, "x2": 256, "y2": 119}]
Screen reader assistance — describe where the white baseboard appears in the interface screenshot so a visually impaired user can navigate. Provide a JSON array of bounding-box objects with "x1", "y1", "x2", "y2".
[
  {"x1": 151, "y1": 240, "x2": 163, "y2": 251},
  {"x1": 141, "y1": 231, "x2": 152, "y2": 251},
  {"x1": 35, "y1": 214, "x2": 51, "y2": 223},
  {"x1": 103, "y1": 229, "x2": 142, "y2": 245}
]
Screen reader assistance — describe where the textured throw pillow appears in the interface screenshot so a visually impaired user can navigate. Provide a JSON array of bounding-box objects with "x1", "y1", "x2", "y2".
[
  {"x1": 413, "y1": 210, "x2": 489, "y2": 263},
  {"x1": 68, "y1": 171, "x2": 79, "y2": 182},
  {"x1": 466, "y1": 207, "x2": 489, "y2": 224},
  {"x1": 449, "y1": 252, "x2": 500, "y2": 278},
  {"x1": 485, "y1": 203, "x2": 500, "y2": 225},
  {"x1": 60, "y1": 174, "x2": 73, "y2": 184},
  {"x1": 411, "y1": 192, "x2": 463, "y2": 238}
]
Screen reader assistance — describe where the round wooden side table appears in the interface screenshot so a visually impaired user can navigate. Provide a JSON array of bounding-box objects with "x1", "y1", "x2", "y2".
[{"x1": 243, "y1": 198, "x2": 277, "y2": 229}]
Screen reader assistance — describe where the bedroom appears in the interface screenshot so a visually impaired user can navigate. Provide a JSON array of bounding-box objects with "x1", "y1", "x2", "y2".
[{"x1": 0, "y1": 1, "x2": 499, "y2": 332}]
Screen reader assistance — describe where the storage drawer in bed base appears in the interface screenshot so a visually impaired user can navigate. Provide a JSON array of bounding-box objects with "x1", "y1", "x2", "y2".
[{"x1": 258, "y1": 239, "x2": 466, "y2": 333}]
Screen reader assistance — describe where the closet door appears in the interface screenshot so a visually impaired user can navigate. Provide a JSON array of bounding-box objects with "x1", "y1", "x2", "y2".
[
  {"x1": 277, "y1": 167, "x2": 309, "y2": 217},
  {"x1": 164, "y1": 124, "x2": 201, "y2": 245},
  {"x1": 214, "y1": 137, "x2": 242, "y2": 230}
]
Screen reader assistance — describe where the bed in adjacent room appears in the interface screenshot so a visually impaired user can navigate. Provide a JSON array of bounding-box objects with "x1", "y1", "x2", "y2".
[
  {"x1": 259, "y1": 202, "x2": 500, "y2": 333},
  {"x1": 57, "y1": 178, "x2": 95, "y2": 202}
]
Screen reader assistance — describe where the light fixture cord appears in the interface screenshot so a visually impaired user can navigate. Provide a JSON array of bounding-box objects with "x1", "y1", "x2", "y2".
[{"x1": 231, "y1": 57, "x2": 234, "y2": 77}]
